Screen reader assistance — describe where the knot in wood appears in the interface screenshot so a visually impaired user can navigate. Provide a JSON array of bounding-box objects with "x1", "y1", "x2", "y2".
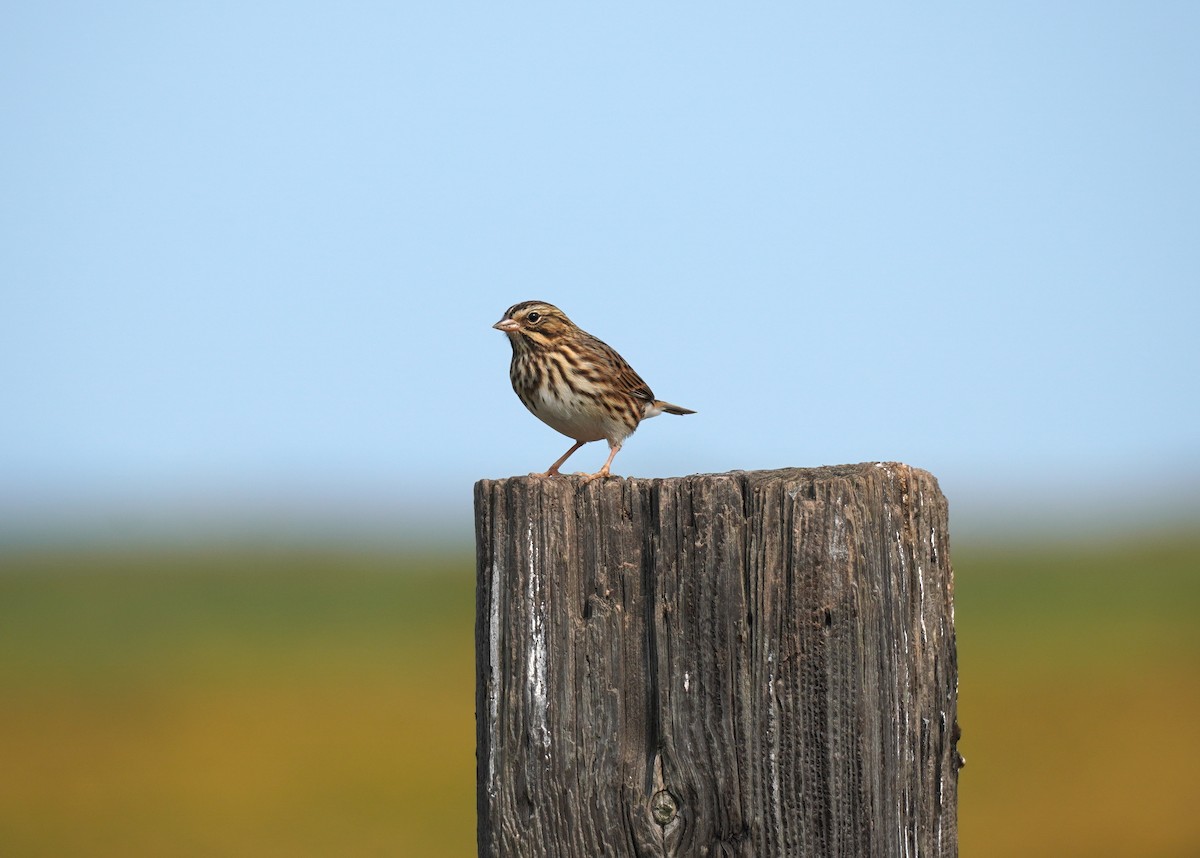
[{"x1": 650, "y1": 789, "x2": 678, "y2": 826}]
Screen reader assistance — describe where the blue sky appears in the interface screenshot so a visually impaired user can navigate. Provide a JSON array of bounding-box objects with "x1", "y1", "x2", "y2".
[{"x1": 3, "y1": 3, "x2": 1198, "y2": 544}]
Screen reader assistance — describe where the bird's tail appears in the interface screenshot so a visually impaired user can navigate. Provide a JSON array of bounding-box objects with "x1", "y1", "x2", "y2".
[{"x1": 653, "y1": 400, "x2": 696, "y2": 416}]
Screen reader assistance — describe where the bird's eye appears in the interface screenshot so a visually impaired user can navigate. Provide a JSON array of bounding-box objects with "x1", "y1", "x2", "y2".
[{"x1": 527, "y1": 312, "x2": 541, "y2": 323}]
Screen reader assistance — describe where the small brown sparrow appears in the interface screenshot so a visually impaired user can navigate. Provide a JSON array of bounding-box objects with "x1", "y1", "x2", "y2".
[{"x1": 494, "y1": 301, "x2": 695, "y2": 480}]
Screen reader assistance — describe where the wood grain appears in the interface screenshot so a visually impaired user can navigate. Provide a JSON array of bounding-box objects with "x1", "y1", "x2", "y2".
[{"x1": 474, "y1": 463, "x2": 960, "y2": 857}]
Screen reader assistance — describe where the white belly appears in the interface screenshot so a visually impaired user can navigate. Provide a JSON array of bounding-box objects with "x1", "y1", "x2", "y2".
[{"x1": 527, "y1": 386, "x2": 635, "y2": 446}]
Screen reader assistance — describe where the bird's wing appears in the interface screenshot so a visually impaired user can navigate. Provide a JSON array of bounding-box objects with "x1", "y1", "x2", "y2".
[{"x1": 588, "y1": 335, "x2": 656, "y2": 403}]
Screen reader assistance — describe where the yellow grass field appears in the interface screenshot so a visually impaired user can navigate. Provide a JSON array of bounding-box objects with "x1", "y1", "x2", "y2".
[{"x1": 1, "y1": 533, "x2": 1197, "y2": 856}]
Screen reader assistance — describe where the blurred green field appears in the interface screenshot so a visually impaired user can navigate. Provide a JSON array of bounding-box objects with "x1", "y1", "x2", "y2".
[
  {"x1": 0, "y1": 548, "x2": 477, "y2": 858},
  {"x1": 956, "y1": 531, "x2": 1200, "y2": 857},
  {"x1": 1, "y1": 533, "x2": 1197, "y2": 856}
]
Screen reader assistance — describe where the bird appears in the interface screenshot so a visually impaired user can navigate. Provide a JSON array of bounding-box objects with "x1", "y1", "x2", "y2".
[{"x1": 493, "y1": 300, "x2": 695, "y2": 480}]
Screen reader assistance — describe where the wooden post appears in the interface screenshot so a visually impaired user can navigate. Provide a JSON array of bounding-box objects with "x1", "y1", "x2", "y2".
[{"x1": 474, "y1": 463, "x2": 960, "y2": 858}]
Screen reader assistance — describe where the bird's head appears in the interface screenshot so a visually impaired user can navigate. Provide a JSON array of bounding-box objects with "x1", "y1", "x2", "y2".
[{"x1": 493, "y1": 301, "x2": 576, "y2": 349}]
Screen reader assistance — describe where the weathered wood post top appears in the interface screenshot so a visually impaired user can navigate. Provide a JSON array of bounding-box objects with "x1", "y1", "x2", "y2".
[{"x1": 474, "y1": 462, "x2": 960, "y2": 857}]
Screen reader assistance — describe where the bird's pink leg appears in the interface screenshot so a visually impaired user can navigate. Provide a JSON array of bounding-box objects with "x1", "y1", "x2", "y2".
[
  {"x1": 537, "y1": 439, "x2": 587, "y2": 476},
  {"x1": 581, "y1": 444, "x2": 621, "y2": 482}
]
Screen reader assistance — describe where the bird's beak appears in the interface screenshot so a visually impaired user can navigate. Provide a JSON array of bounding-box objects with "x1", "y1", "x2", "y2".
[{"x1": 493, "y1": 318, "x2": 520, "y2": 333}]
